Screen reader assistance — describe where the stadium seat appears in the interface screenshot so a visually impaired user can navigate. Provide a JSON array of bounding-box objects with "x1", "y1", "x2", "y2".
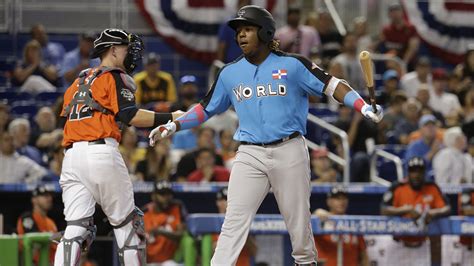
[
  {"x1": 10, "y1": 104, "x2": 38, "y2": 119},
  {"x1": 0, "y1": 91, "x2": 33, "y2": 104},
  {"x1": 375, "y1": 144, "x2": 407, "y2": 182},
  {"x1": 36, "y1": 91, "x2": 62, "y2": 104}
]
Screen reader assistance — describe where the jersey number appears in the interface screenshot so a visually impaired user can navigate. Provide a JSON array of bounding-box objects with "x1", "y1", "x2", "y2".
[{"x1": 68, "y1": 104, "x2": 93, "y2": 121}]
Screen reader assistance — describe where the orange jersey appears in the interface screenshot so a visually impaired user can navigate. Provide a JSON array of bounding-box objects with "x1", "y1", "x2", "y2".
[
  {"x1": 314, "y1": 234, "x2": 366, "y2": 266},
  {"x1": 61, "y1": 68, "x2": 138, "y2": 147},
  {"x1": 17, "y1": 211, "x2": 58, "y2": 264},
  {"x1": 383, "y1": 181, "x2": 448, "y2": 243},
  {"x1": 459, "y1": 189, "x2": 474, "y2": 247},
  {"x1": 212, "y1": 234, "x2": 252, "y2": 266},
  {"x1": 143, "y1": 201, "x2": 186, "y2": 263}
]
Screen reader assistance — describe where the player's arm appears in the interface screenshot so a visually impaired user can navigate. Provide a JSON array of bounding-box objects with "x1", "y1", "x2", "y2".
[
  {"x1": 149, "y1": 68, "x2": 231, "y2": 145},
  {"x1": 380, "y1": 184, "x2": 417, "y2": 217},
  {"x1": 359, "y1": 248, "x2": 369, "y2": 266},
  {"x1": 295, "y1": 56, "x2": 382, "y2": 123},
  {"x1": 111, "y1": 71, "x2": 181, "y2": 128},
  {"x1": 426, "y1": 185, "x2": 451, "y2": 221}
]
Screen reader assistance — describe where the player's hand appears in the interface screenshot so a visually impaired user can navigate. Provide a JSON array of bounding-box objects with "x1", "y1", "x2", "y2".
[
  {"x1": 149, "y1": 120, "x2": 177, "y2": 146},
  {"x1": 361, "y1": 103, "x2": 383, "y2": 123}
]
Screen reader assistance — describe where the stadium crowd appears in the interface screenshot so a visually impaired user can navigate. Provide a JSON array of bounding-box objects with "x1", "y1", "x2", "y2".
[{"x1": 1, "y1": 2, "x2": 474, "y2": 266}]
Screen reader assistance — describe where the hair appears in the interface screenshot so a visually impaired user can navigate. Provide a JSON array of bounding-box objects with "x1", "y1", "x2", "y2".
[
  {"x1": 8, "y1": 118, "x2": 30, "y2": 134},
  {"x1": 268, "y1": 39, "x2": 281, "y2": 52},
  {"x1": 403, "y1": 97, "x2": 422, "y2": 113},
  {"x1": 23, "y1": 40, "x2": 41, "y2": 63},
  {"x1": 197, "y1": 126, "x2": 216, "y2": 138},
  {"x1": 443, "y1": 126, "x2": 464, "y2": 148},
  {"x1": 196, "y1": 147, "x2": 215, "y2": 157}
]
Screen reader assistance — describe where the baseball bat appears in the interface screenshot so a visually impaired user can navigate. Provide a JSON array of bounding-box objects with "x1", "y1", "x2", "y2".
[{"x1": 359, "y1": 51, "x2": 377, "y2": 112}]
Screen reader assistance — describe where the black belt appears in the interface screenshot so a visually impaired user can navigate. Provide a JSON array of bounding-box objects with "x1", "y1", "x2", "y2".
[
  {"x1": 240, "y1": 132, "x2": 300, "y2": 147},
  {"x1": 65, "y1": 139, "x2": 106, "y2": 151}
]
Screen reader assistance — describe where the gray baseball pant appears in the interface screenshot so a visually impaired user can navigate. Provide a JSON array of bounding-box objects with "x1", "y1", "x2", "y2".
[{"x1": 211, "y1": 136, "x2": 317, "y2": 265}]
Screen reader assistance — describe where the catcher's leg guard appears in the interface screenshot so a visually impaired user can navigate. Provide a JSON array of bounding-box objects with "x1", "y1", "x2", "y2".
[
  {"x1": 54, "y1": 216, "x2": 96, "y2": 266},
  {"x1": 112, "y1": 207, "x2": 146, "y2": 266}
]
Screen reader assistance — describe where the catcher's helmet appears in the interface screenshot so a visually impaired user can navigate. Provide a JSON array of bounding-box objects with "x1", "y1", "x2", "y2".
[
  {"x1": 228, "y1": 5, "x2": 276, "y2": 43},
  {"x1": 91, "y1": 28, "x2": 144, "y2": 74}
]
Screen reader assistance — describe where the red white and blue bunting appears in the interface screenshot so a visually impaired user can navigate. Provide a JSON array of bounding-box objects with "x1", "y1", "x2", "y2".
[
  {"x1": 402, "y1": 0, "x2": 474, "y2": 64},
  {"x1": 135, "y1": 0, "x2": 281, "y2": 64}
]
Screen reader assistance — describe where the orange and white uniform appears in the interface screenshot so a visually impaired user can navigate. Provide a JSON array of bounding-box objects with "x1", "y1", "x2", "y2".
[{"x1": 314, "y1": 234, "x2": 366, "y2": 266}]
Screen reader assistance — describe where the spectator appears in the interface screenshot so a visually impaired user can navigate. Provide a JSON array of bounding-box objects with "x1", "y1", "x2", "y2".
[
  {"x1": 48, "y1": 144, "x2": 64, "y2": 180},
  {"x1": 119, "y1": 126, "x2": 146, "y2": 174},
  {"x1": 458, "y1": 188, "x2": 474, "y2": 264},
  {"x1": 313, "y1": 186, "x2": 368, "y2": 266},
  {"x1": 61, "y1": 32, "x2": 100, "y2": 85},
  {"x1": 213, "y1": 187, "x2": 257, "y2": 266},
  {"x1": 454, "y1": 44, "x2": 474, "y2": 85},
  {"x1": 12, "y1": 40, "x2": 58, "y2": 93},
  {"x1": 314, "y1": 8, "x2": 343, "y2": 66},
  {"x1": 380, "y1": 92, "x2": 407, "y2": 134},
  {"x1": 310, "y1": 147, "x2": 339, "y2": 183},
  {"x1": 216, "y1": 0, "x2": 250, "y2": 63},
  {"x1": 404, "y1": 114, "x2": 442, "y2": 173},
  {"x1": 376, "y1": 69, "x2": 400, "y2": 107},
  {"x1": 187, "y1": 148, "x2": 230, "y2": 182},
  {"x1": 175, "y1": 127, "x2": 224, "y2": 181},
  {"x1": 415, "y1": 84, "x2": 445, "y2": 125},
  {"x1": 352, "y1": 16, "x2": 372, "y2": 54},
  {"x1": 30, "y1": 106, "x2": 62, "y2": 152},
  {"x1": 429, "y1": 68, "x2": 462, "y2": 119},
  {"x1": 400, "y1": 57, "x2": 432, "y2": 98},
  {"x1": 393, "y1": 98, "x2": 421, "y2": 144},
  {"x1": 462, "y1": 88, "x2": 474, "y2": 123},
  {"x1": 381, "y1": 156, "x2": 451, "y2": 266},
  {"x1": 0, "y1": 103, "x2": 11, "y2": 135},
  {"x1": 0, "y1": 132, "x2": 47, "y2": 183},
  {"x1": 31, "y1": 24, "x2": 65, "y2": 69},
  {"x1": 433, "y1": 127, "x2": 471, "y2": 184},
  {"x1": 134, "y1": 53, "x2": 177, "y2": 105},
  {"x1": 143, "y1": 180, "x2": 187, "y2": 265},
  {"x1": 333, "y1": 106, "x2": 379, "y2": 182},
  {"x1": 16, "y1": 184, "x2": 57, "y2": 264},
  {"x1": 135, "y1": 139, "x2": 173, "y2": 182},
  {"x1": 275, "y1": 6, "x2": 321, "y2": 58},
  {"x1": 8, "y1": 118, "x2": 44, "y2": 165},
  {"x1": 170, "y1": 75, "x2": 199, "y2": 112},
  {"x1": 379, "y1": 3, "x2": 419, "y2": 66},
  {"x1": 203, "y1": 108, "x2": 239, "y2": 133},
  {"x1": 217, "y1": 129, "x2": 238, "y2": 170},
  {"x1": 329, "y1": 33, "x2": 366, "y2": 93}
]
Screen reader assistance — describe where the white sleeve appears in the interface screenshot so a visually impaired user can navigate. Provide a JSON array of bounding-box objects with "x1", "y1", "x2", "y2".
[
  {"x1": 433, "y1": 151, "x2": 451, "y2": 184},
  {"x1": 21, "y1": 157, "x2": 47, "y2": 183}
]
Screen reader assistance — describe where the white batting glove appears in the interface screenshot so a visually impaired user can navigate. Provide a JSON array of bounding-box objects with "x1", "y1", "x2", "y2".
[
  {"x1": 361, "y1": 104, "x2": 383, "y2": 123},
  {"x1": 149, "y1": 120, "x2": 177, "y2": 146}
]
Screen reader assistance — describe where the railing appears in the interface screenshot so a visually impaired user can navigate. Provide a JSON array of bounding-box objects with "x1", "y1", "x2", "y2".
[
  {"x1": 366, "y1": 139, "x2": 404, "y2": 185},
  {"x1": 307, "y1": 113, "x2": 351, "y2": 183}
]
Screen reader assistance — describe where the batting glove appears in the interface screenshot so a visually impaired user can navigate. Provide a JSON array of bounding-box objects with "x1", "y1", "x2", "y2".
[
  {"x1": 361, "y1": 103, "x2": 383, "y2": 123},
  {"x1": 149, "y1": 120, "x2": 177, "y2": 146}
]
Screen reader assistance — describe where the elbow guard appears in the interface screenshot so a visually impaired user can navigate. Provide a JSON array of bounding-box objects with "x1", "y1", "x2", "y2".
[{"x1": 117, "y1": 106, "x2": 139, "y2": 125}]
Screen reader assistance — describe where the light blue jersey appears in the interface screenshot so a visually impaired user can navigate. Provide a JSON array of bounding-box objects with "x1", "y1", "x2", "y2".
[{"x1": 201, "y1": 51, "x2": 331, "y2": 143}]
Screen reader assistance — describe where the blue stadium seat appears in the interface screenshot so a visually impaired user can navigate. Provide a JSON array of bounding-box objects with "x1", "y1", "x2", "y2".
[
  {"x1": 36, "y1": 91, "x2": 62, "y2": 104},
  {"x1": 375, "y1": 144, "x2": 407, "y2": 182},
  {"x1": 10, "y1": 104, "x2": 38, "y2": 119},
  {"x1": 0, "y1": 91, "x2": 33, "y2": 104}
]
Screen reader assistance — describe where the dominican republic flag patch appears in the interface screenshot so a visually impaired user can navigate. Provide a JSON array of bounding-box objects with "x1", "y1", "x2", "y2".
[{"x1": 272, "y1": 69, "x2": 287, "y2": 79}]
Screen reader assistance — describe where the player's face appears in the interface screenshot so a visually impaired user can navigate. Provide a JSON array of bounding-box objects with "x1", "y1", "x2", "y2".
[
  {"x1": 34, "y1": 193, "x2": 53, "y2": 212},
  {"x1": 216, "y1": 198, "x2": 227, "y2": 213},
  {"x1": 408, "y1": 168, "x2": 424, "y2": 190},
  {"x1": 153, "y1": 192, "x2": 173, "y2": 210},
  {"x1": 327, "y1": 195, "x2": 348, "y2": 215},
  {"x1": 236, "y1": 25, "x2": 262, "y2": 57},
  {"x1": 112, "y1": 45, "x2": 129, "y2": 70}
]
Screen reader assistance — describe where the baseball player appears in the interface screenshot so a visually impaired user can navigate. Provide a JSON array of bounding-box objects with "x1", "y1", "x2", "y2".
[
  {"x1": 381, "y1": 156, "x2": 451, "y2": 266},
  {"x1": 149, "y1": 5, "x2": 383, "y2": 266},
  {"x1": 54, "y1": 28, "x2": 182, "y2": 266}
]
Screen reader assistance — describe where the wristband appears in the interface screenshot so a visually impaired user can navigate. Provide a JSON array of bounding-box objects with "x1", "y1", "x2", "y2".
[
  {"x1": 343, "y1": 90, "x2": 365, "y2": 112},
  {"x1": 154, "y1": 113, "x2": 173, "y2": 127}
]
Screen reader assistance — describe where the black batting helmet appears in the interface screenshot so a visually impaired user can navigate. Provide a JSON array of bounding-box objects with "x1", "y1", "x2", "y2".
[{"x1": 228, "y1": 5, "x2": 276, "y2": 43}]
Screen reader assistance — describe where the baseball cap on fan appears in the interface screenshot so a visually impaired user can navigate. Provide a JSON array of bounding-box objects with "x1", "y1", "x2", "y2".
[
  {"x1": 32, "y1": 184, "x2": 54, "y2": 197},
  {"x1": 216, "y1": 187, "x2": 228, "y2": 200},
  {"x1": 327, "y1": 186, "x2": 347, "y2": 198},
  {"x1": 180, "y1": 75, "x2": 197, "y2": 85},
  {"x1": 418, "y1": 114, "x2": 437, "y2": 128}
]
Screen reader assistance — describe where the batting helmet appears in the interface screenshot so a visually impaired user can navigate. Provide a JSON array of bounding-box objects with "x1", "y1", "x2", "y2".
[{"x1": 228, "y1": 5, "x2": 276, "y2": 43}]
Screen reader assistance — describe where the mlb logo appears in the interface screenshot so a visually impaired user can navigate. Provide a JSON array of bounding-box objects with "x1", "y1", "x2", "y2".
[{"x1": 272, "y1": 69, "x2": 287, "y2": 80}]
